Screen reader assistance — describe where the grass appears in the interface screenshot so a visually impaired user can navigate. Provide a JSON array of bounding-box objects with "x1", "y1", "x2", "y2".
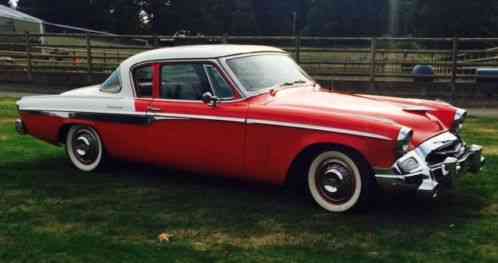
[{"x1": 1, "y1": 96, "x2": 498, "y2": 262}]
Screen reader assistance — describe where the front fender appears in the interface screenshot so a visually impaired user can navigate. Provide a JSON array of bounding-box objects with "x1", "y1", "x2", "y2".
[{"x1": 245, "y1": 122, "x2": 396, "y2": 185}]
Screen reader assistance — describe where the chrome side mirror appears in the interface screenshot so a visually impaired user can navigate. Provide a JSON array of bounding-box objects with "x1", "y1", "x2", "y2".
[{"x1": 201, "y1": 92, "x2": 220, "y2": 107}]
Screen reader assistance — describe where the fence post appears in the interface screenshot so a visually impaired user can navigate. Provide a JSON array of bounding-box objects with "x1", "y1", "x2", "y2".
[
  {"x1": 25, "y1": 32, "x2": 32, "y2": 82},
  {"x1": 451, "y1": 37, "x2": 459, "y2": 102},
  {"x1": 86, "y1": 33, "x2": 93, "y2": 83},
  {"x1": 369, "y1": 37, "x2": 377, "y2": 92},
  {"x1": 295, "y1": 31, "x2": 301, "y2": 63},
  {"x1": 154, "y1": 35, "x2": 160, "y2": 49},
  {"x1": 222, "y1": 33, "x2": 228, "y2": 44}
]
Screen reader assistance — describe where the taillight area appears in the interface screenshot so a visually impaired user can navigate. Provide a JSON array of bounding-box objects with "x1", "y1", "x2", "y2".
[{"x1": 15, "y1": 118, "x2": 26, "y2": 135}]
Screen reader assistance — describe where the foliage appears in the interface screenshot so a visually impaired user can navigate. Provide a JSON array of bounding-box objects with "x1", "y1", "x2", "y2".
[
  {"x1": 13, "y1": 1, "x2": 498, "y2": 38},
  {"x1": 0, "y1": 0, "x2": 10, "y2": 7},
  {"x1": 414, "y1": 0, "x2": 498, "y2": 36}
]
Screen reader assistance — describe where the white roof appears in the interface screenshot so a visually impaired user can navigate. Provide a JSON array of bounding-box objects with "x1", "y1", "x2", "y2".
[
  {"x1": 0, "y1": 5, "x2": 42, "y2": 24},
  {"x1": 123, "y1": 44, "x2": 285, "y2": 65}
]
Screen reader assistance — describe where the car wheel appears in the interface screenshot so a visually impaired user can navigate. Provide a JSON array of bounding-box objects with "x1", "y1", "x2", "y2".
[
  {"x1": 65, "y1": 125, "x2": 105, "y2": 172},
  {"x1": 307, "y1": 150, "x2": 371, "y2": 213}
]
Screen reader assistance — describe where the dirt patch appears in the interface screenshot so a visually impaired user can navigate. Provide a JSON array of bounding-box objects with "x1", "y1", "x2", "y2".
[
  {"x1": 473, "y1": 127, "x2": 498, "y2": 135},
  {"x1": 469, "y1": 109, "x2": 498, "y2": 118},
  {"x1": 483, "y1": 146, "x2": 498, "y2": 156},
  {"x1": 481, "y1": 203, "x2": 498, "y2": 216}
]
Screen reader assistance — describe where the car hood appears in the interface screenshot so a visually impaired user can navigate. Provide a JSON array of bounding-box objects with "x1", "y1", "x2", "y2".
[{"x1": 261, "y1": 87, "x2": 455, "y2": 146}]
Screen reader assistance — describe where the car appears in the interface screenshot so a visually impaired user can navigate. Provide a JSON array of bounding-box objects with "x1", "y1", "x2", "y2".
[{"x1": 15, "y1": 45, "x2": 485, "y2": 213}]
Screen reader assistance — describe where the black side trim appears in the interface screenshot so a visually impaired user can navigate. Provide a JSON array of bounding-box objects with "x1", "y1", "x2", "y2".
[{"x1": 71, "y1": 112, "x2": 152, "y2": 125}]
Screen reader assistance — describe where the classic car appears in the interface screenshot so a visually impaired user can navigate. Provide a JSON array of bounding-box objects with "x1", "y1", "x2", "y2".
[{"x1": 15, "y1": 45, "x2": 485, "y2": 213}]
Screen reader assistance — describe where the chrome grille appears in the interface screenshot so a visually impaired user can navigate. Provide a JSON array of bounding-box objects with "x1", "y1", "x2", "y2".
[{"x1": 426, "y1": 140, "x2": 464, "y2": 166}]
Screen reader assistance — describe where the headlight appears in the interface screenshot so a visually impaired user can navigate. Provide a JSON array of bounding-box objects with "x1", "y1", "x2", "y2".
[
  {"x1": 396, "y1": 127, "x2": 413, "y2": 157},
  {"x1": 398, "y1": 157, "x2": 420, "y2": 173},
  {"x1": 452, "y1": 108, "x2": 467, "y2": 134}
]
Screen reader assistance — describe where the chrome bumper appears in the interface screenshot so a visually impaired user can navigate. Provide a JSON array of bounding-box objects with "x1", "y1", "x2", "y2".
[
  {"x1": 375, "y1": 132, "x2": 485, "y2": 199},
  {"x1": 15, "y1": 118, "x2": 26, "y2": 135}
]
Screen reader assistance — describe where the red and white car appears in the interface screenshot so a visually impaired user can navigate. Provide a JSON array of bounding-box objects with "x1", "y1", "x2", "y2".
[{"x1": 16, "y1": 45, "x2": 485, "y2": 212}]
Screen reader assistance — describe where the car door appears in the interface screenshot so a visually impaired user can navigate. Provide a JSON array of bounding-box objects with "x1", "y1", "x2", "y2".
[{"x1": 147, "y1": 61, "x2": 248, "y2": 178}]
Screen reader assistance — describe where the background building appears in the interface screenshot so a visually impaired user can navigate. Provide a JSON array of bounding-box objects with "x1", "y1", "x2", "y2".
[{"x1": 0, "y1": 4, "x2": 43, "y2": 34}]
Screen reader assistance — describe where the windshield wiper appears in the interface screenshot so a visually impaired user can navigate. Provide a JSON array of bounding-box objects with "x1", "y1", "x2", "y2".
[
  {"x1": 270, "y1": 79, "x2": 308, "y2": 96},
  {"x1": 269, "y1": 80, "x2": 308, "y2": 96},
  {"x1": 279, "y1": 80, "x2": 307, "y2": 87}
]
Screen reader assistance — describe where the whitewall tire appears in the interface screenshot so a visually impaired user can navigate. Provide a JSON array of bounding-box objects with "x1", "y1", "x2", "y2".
[
  {"x1": 307, "y1": 150, "x2": 368, "y2": 213},
  {"x1": 65, "y1": 125, "x2": 104, "y2": 172}
]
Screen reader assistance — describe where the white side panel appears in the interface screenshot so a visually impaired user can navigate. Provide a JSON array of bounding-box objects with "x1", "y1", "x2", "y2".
[{"x1": 17, "y1": 94, "x2": 136, "y2": 114}]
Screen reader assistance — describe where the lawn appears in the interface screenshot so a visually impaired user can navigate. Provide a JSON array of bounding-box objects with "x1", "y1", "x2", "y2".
[{"x1": 1, "y1": 96, "x2": 498, "y2": 262}]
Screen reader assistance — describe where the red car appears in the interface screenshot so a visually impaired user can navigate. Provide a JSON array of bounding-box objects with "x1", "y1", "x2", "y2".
[{"x1": 16, "y1": 45, "x2": 485, "y2": 213}]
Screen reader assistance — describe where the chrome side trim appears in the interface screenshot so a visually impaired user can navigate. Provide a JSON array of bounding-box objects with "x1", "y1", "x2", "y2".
[
  {"x1": 154, "y1": 113, "x2": 245, "y2": 123},
  {"x1": 152, "y1": 116, "x2": 190, "y2": 121},
  {"x1": 246, "y1": 119, "x2": 392, "y2": 141},
  {"x1": 21, "y1": 108, "x2": 246, "y2": 124},
  {"x1": 21, "y1": 108, "x2": 390, "y2": 140},
  {"x1": 21, "y1": 107, "x2": 147, "y2": 117}
]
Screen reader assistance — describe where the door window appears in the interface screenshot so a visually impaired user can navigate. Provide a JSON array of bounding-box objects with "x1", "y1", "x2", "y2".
[
  {"x1": 133, "y1": 65, "x2": 153, "y2": 98},
  {"x1": 204, "y1": 65, "x2": 234, "y2": 99},
  {"x1": 160, "y1": 64, "x2": 211, "y2": 100}
]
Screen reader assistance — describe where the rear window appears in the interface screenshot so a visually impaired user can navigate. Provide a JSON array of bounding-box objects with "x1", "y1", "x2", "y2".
[{"x1": 100, "y1": 68, "x2": 122, "y2": 93}]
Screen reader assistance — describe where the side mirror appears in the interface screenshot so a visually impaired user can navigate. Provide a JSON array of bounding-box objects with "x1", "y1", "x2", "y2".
[{"x1": 201, "y1": 92, "x2": 220, "y2": 107}]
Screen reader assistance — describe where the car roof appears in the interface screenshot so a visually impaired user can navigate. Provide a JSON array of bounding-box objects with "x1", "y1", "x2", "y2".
[{"x1": 123, "y1": 44, "x2": 286, "y2": 65}]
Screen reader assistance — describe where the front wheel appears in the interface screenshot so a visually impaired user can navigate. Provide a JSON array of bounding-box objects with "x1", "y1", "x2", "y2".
[
  {"x1": 65, "y1": 125, "x2": 105, "y2": 172},
  {"x1": 307, "y1": 150, "x2": 372, "y2": 213}
]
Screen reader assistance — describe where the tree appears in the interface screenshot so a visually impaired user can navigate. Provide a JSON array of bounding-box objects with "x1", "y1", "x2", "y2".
[
  {"x1": 304, "y1": 0, "x2": 389, "y2": 36},
  {"x1": 413, "y1": 0, "x2": 498, "y2": 36},
  {"x1": 144, "y1": 0, "x2": 229, "y2": 35},
  {"x1": 1, "y1": 0, "x2": 11, "y2": 7},
  {"x1": 18, "y1": 0, "x2": 142, "y2": 33},
  {"x1": 252, "y1": 0, "x2": 301, "y2": 35},
  {"x1": 109, "y1": 0, "x2": 142, "y2": 33}
]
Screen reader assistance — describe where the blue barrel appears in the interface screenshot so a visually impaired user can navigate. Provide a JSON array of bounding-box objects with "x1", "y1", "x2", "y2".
[
  {"x1": 476, "y1": 68, "x2": 498, "y2": 79},
  {"x1": 476, "y1": 68, "x2": 498, "y2": 98},
  {"x1": 412, "y1": 65, "x2": 434, "y2": 82}
]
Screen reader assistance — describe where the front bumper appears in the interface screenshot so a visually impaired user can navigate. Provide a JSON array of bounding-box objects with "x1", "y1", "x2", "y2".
[{"x1": 375, "y1": 132, "x2": 485, "y2": 199}]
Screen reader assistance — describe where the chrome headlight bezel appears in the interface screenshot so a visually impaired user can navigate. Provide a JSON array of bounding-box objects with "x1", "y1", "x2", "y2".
[
  {"x1": 452, "y1": 108, "x2": 467, "y2": 134},
  {"x1": 396, "y1": 127, "x2": 413, "y2": 158}
]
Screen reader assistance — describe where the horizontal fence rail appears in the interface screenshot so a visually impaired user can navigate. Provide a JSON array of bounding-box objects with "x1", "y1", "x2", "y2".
[{"x1": 1, "y1": 33, "x2": 498, "y2": 106}]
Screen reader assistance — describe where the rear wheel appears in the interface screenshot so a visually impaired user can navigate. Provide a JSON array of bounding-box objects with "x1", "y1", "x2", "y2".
[
  {"x1": 65, "y1": 125, "x2": 105, "y2": 172},
  {"x1": 307, "y1": 150, "x2": 372, "y2": 212}
]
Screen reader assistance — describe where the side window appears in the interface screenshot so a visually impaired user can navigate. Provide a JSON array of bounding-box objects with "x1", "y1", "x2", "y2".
[
  {"x1": 133, "y1": 65, "x2": 153, "y2": 98},
  {"x1": 204, "y1": 65, "x2": 234, "y2": 99},
  {"x1": 160, "y1": 64, "x2": 211, "y2": 100},
  {"x1": 100, "y1": 68, "x2": 122, "y2": 93}
]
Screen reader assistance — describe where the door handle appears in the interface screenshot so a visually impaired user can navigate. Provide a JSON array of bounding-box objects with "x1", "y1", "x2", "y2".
[{"x1": 147, "y1": 106, "x2": 162, "y2": 112}]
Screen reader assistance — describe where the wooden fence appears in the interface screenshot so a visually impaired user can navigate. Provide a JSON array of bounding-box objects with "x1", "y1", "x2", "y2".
[{"x1": 2, "y1": 33, "x2": 498, "y2": 89}]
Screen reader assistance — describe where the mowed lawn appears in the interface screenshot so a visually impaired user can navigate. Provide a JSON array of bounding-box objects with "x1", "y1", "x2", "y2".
[{"x1": 1, "y1": 97, "x2": 498, "y2": 263}]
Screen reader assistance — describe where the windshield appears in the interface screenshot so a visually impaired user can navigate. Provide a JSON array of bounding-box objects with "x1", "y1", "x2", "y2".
[{"x1": 226, "y1": 54, "x2": 311, "y2": 93}]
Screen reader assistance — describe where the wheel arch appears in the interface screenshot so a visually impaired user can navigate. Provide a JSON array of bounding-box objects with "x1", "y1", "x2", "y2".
[{"x1": 58, "y1": 120, "x2": 98, "y2": 144}]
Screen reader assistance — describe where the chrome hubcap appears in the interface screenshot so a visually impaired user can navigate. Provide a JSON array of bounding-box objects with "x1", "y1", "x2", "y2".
[
  {"x1": 315, "y1": 160, "x2": 355, "y2": 205},
  {"x1": 71, "y1": 130, "x2": 99, "y2": 165}
]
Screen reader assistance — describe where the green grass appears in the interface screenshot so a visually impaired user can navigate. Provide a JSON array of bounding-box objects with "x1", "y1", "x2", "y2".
[{"x1": 1, "y1": 97, "x2": 498, "y2": 262}]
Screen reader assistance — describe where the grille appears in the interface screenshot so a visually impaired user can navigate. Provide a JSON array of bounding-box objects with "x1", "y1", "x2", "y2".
[{"x1": 426, "y1": 140, "x2": 464, "y2": 166}]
